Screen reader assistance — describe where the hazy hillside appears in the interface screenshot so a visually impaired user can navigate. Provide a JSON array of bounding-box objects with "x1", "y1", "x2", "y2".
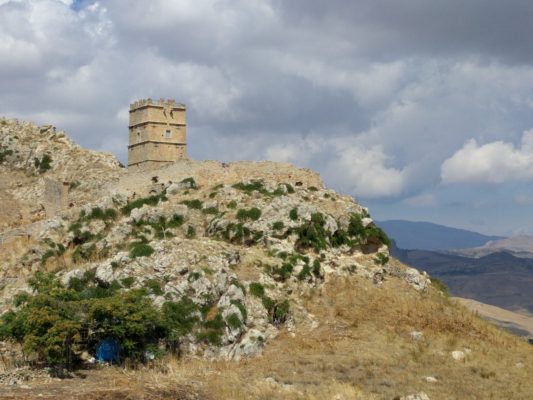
[
  {"x1": 391, "y1": 244, "x2": 533, "y2": 313},
  {"x1": 378, "y1": 220, "x2": 503, "y2": 251},
  {"x1": 452, "y1": 235, "x2": 533, "y2": 258}
]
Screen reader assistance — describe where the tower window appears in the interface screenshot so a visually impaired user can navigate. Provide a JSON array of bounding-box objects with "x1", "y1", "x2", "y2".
[{"x1": 165, "y1": 130, "x2": 172, "y2": 138}]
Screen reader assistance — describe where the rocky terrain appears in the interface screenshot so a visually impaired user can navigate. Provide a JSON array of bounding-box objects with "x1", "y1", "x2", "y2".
[{"x1": 1, "y1": 119, "x2": 533, "y2": 399}]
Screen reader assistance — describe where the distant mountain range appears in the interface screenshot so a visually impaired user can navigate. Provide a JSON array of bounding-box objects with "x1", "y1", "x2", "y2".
[
  {"x1": 377, "y1": 220, "x2": 503, "y2": 251},
  {"x1": 452, "y1": 235, "x2": 533, "y2": 259},
  {"x1": 390, "y1": 245, "x2": 533, "y2": 313},
  {"x1": 379, "y1": 220, "x2": 533, "y2": 315}
]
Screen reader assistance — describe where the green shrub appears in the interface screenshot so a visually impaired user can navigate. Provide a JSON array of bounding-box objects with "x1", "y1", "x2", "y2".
[
  {"x1": 162, "y1": 298, "x2": 200, "y2": 340},
  {"x1": 121, "y1": 193, "x2": 167, "y2": 216},
  {"x1": 295, "y1": 212, "x2": 329, "y2": 253},
  {"x1": 272, "y1": 299, "x2": 290, "y2": 324},
  {"x1": 297, "y1": 264, "x2": 311, "y2": 281},
  {"x1": 374, "y1": 253, "x2": 390, "y2": 266},
  {"x1": 312, "y1": 259, "x2": 321, "y2": 277},
  {"x1": 285, "y1": 184, "x2": 295, "y2": 194},
  {"x1": 167, "y1": 214, "x2": 184, "y2": 228},
  {"x1": 249, "y1": 282, "x2": 265, "y2": 297},
  {"x1": 34, "y1": 154, "x2": 52, "y2": 173},
  {"x1": 232, "y1": 180, "x2": 266, "y2": 195},
  {"x1": 179, "y1": 177, "x2": 197, "y2": 189},
  {"x1": 186, "y1": 225, "x2": 196, "y2": 239},
  {"x1": 121, "y1": 277, "x2": 135, "y2": 288},
  {"x1": 272, "y1": 263, "x2": 293, "y2": 281},
  {"x1": 227, "y1": 200, "x2": 237, "y2": 209},
  {"x1": 308, "y1": 186, "x2": 318, "y2": 191},
  {"x1": 197, "y1": 314, "x2": 225, "y2": 345},
  {"x1": 272, "y1": 221, "x2": 284, "y2": 230},
  {"x1": 144, "y1": 279, "x2": 164, "y2": 295},
  {"x1": 289, "y1": 208, "x2": 298, "y2": 221},
  {"x1": 230, "y1": 299, "x2": 247, "y2": 322},
  {"x1": 181, "y1": 199, "x2": 203, "y2": 210},
  {"x1": 129, "y1": 243, "x2": 155, "y2": 259},
  {"x1": 236, "y1": 207, "x2": 262, "y2": 221},
  {"x1": 202, "y1": 206, "x2": 219, "y2": 215},
  {"x1": 225, "y1": 313, "x2": 242, "y2": 330}
]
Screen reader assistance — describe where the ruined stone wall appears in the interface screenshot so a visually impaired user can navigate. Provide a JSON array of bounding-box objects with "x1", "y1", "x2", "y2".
[
  {"x1": 118, "y1": 160, "x2": 325, "y2": 196},
  {"x1": 43, "y1": 178, "x2": 68, "y2": 218}
]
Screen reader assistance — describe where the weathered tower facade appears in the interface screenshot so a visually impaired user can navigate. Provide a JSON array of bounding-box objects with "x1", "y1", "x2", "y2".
[{"x1": 128, "y1": 98, "x2": 187, "y2": 171}]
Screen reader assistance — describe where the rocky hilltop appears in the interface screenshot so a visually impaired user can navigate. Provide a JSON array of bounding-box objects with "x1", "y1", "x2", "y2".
[
  {"x1": 0, "y1": 118, "x2": 124, "y2": 230},
  {"x1": 1, "y1": 119, "x2": 533, "y2": 400}
]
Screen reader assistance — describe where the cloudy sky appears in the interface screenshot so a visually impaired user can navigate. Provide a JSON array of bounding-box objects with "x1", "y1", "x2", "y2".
[{"x1": 2, "y1": 0, "x2": 533, "y2": 235}]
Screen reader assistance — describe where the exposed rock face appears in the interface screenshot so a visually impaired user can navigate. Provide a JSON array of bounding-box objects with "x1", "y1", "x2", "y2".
[
  {"x1": 0, "y1": 119, "x2": 431, "y2": 363},
  {"x1": 0, "y1": 118, "x2": 124, "y2": 230}
]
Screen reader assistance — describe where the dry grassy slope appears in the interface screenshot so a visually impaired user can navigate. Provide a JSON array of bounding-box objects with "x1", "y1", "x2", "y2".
[
  {"x1": 455, "y1": 297, "x2": 533, "y2": 338},
  {"x1": 1, "y1": 271, "x2": 532, "y2": 400}
]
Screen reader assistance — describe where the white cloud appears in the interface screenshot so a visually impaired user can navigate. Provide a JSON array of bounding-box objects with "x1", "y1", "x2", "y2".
[{"x1": 441, "y1": 129, "x2": 533, "y2": 184}]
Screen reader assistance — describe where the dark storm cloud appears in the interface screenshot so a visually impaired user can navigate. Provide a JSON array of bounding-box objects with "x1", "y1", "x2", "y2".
[{"x1": 278, "y1": 0, "x2": 533, "y2": 63}]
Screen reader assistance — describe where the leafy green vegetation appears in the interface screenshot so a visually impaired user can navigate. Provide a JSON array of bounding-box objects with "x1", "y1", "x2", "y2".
[
  {"x1": 121, "y1": 192, "x2": 168, "y2": 216},
  {"x1": 179, "y1": 177, "x2": 197, "y2": 189},
  {"x1": 34, "y1": 154, "x2": 52, "y2": 173},
  {"x1": 236, "y1": 207, "x2": 262, "y2": 221},
  {"x1": 272, "y1": 221, "x2": 284, "y2": 230},
  {"x1": 129, "y1": 242, "x2": 155, "y2": 259},
  {"x1": 374, "y1": 253, "x2": 390, "y2": 266},
  {"x1": 202, "y1": 206, "x2": 219, "y2": 215},
  {"x1": 289, "y1": 208, "x2": 299, "y2": 221},
  {"x1": 0, "y1": 147, "x2": 13, "y2": 163},
  {"x1": 180, "y1": 199, "x2": 203, "y2": 210},
  {"x1": 186, "y1": 225, "x2": 196, "y2": 239},
  {"x1": 249, "y1": 282, "x2": 265, "y2": 297}
]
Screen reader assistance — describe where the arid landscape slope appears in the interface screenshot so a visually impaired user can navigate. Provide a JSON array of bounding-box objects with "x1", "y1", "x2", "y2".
[{"x1": 0, "y1": 118, "x2": 532, "y2": 400}]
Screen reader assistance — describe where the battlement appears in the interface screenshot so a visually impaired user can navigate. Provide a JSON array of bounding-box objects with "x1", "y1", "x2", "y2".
[{"x1": 129, "y1": 98, "x2": 186, "y2": 111}]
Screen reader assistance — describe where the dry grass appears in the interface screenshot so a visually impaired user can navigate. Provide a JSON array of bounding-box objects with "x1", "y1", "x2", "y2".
[
  {"x1": 2, "y1": 272, "x2": 533, "y2": 399},
  {"x1": 135, "y1": 275, "x2": 533, "y2": 399}
]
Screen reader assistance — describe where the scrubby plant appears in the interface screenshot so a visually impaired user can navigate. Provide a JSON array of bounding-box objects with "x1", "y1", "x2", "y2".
[
  {"x1": 0, "y1": 148, "x2": 13, "y2": 163},
  {"x1": 186, "y1": 225, "x2": 196, "y2": 239},
  {"x1": 179, "y1": 177, "x2": 197, "y2": 189},
  {"x1": 295, "y1": 212, "x2": 329, "y2": 253},
  {"x1": 144, "y1": 279, "x2": 164, "y2": 295},
  {"x1": 374, "y1": 253, "x2": 390, "y2": 266},
  {"x1": 227, "y1": 200, "x2": 237, "y2": 209},
  {"x1": 232, "y1": 180, "x2": 266, "y2": 195},
  {"x1": 272, "y1": 221, "x2": 284, "y2": 230},
  {"x1": 249, "y1": 282, "x2": 265, "y2": 297},
  {"x1": 308, "y1": 186, "x2": 318, "y2": 191},
  {"x1": 236, "y1": 207, "x2": 262, "y2": 221},
  {"x1": 202, "y1": 206, "x2": 219, "y2": 215},
  {"x1": 129, "y1": 242, "x2": 155, "y2": 259},
  {"x1": 34, "y1": 154, "x2": 52, "y2": 173},
  {"x1": 121, "y1": 192, "x2": 168, "y2": 216},
  {"x1": 167, "y1": 213, "x2": 184, "y2": 228},
  {"x1": 289, "y1": 208, "x2": 299, "y2": 221},
  {"x1": 181, "y1": 199, "x2": 203, "y2": 210},
  {"x1": 272, "y1": 299, "x2": 290, "y2": 324},
  {"x1": 225, "y1": 313, "x2": 243, "y2": 330}
]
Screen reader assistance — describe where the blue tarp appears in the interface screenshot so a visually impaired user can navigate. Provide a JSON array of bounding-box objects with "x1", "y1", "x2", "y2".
[{"x1": 95, "y1": 338, "x2": 121, "y2": 363}]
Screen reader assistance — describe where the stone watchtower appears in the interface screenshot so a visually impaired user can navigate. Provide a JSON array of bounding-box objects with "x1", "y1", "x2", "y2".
[{"x1": 127, "y1": 98, "x2": 187, "y2": 171}]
